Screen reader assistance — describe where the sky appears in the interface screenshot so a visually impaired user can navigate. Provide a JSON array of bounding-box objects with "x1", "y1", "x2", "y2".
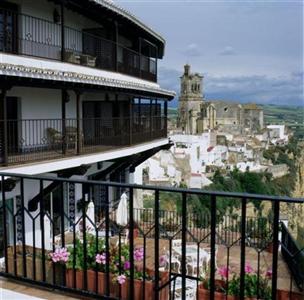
[{"x1": 116, "y1": 0, "x2": 304, "y2": 107}]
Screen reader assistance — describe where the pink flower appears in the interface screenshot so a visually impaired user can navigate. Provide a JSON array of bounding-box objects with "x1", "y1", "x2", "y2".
[
  {"x1": 134, "y1": 248, "x2": 144, "y2": 261},
  {"x1": 159, "y1": 255, "x2": 167, "y2": 267},
  {"x1": 245, "y1": 263, "x2": 253, "y2": 274},
  {"x1": 96, "y1": 253, "x2": 106, "y2": 265},
  {"x1": 218, "y1": 266, "x2": 229, "y2": 279},
  {"x1": 49, "y1": 247, "x2": 70, "y2": 264},
  {"x1": 265, "y1": 269, "x2": 272, "y2": 278},
  {"x1": 124, "y1": 261, "x2": 131, "y2": 270},
  {"x1": 117, "y1": 274, "x2": 126, "y2": 285}
]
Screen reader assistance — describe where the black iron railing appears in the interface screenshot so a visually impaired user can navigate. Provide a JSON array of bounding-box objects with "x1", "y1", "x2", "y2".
[
  {"x1": 281, "y1": 222, "x2": 304, "y2": 292},
  {"x1": 0, "y1": 9, "x2": 157, "y2": 82},
  {"x1": 0, "y1": 116, "x2": 167, "y2": 165},
  {"x1": 133, "y1": 208, "x2": 273, "y2": 247},
  {"x1": 0, "y1": 173, "x2": 303, "y2": 299}
]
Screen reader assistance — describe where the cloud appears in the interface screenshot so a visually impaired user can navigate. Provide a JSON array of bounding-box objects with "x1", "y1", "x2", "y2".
[
  {"x1": 158, "y1": 67, "x2": 304, "y2": 107},
  {"x1": 219, "y1": 46, "x2": 237, "y2": 56},
  {"x1": 182, "y1": 43, "x2": 202, "y2": 57}
]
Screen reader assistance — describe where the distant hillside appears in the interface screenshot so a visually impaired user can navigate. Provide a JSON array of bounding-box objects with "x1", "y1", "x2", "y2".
[{"x1": 261, "y1": 104, "x2": 304, "y2": 126}]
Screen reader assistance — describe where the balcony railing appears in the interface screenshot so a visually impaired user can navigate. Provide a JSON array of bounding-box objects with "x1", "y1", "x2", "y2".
[
  {"x1": 0, "y1": 9, "x2": 157, "y2": 82},
  {"x1": 0, "y1": 173, "x2": 303, "y2": 300},
  {"x1": 0, "y1": 116, "x2": 167, "y2": 165}
]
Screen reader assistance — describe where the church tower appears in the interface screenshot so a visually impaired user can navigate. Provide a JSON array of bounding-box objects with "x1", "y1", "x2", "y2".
[{"x1": 177, "y1": 64, "x2": 204, "y2": 134}]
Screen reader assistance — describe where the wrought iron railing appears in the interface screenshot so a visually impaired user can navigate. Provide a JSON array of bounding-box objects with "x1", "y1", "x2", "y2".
[
  {"x1": 0, "y1": 116, "x2": 167, "y2": 165},
  {"x1": 0, "y1": 8, "x2": 157, "y2": 82},
  {"x1": 0, "y1": 173, "x2": 303, "y2": 299},
  {"x1": 281, "y1": 222, "x2": 304, "y2": 292}
]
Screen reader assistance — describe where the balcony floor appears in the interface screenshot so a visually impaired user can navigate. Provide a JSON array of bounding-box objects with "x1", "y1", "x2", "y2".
[{"x1": 0, "y1": 277, "x2": 83, "y2": 300}]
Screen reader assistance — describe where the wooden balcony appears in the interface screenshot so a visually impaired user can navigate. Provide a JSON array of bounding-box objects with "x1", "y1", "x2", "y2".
[{"x1": 0, "y1": 116, "x2": 167, "y2": 166}]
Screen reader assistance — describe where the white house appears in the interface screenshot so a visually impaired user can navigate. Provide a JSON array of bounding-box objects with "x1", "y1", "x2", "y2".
[{"x1": 0, "y1": 0, "x2": 174, "y2": 249}]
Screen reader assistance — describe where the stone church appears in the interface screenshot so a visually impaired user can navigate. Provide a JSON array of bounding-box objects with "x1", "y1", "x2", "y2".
[{"x1": 177, "y1": 65, "x2": 264, "y2": 135}]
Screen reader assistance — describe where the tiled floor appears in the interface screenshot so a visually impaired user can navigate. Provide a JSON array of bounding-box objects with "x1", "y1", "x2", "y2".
[{"x1": 0, "y1": 277, "x2": 82, "y2": 300}]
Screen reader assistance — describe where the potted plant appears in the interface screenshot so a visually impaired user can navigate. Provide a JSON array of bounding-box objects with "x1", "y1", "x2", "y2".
[
  {"x1": 110, "y1": 245, "x2": 169, "y2": 300},
  {"x1": 198, "y1": 266, "x2": 230, "y2": 300},
  {"x1": 198, "y1": 264, "x2": 272, "y2": 300},
  {"x1": 49, "y1": 246, "x2": 70, "y2": 285},
  {"x1": 64, "y1": 234, "x2": 106, "y2": 292}
]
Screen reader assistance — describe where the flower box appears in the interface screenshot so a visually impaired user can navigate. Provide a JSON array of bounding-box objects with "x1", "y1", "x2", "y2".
[
  {"x1": 277, "y1": 289, "x2": 303, "y2": 300},
  {"x1": 66, "y1": 269, "x2": 115, "y2": 296},
  {"x1": 198, "y1": 280, "x2": 231, "y2": 300},
  {"x1": 114, "y1": 271, "x2": 169, "y2": 300},
  {"x1": 7, "y1": 245, "x2": 53, "y2": 283}
]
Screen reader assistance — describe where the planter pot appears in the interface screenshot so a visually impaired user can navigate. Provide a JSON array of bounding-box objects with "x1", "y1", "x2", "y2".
[
  {"x1": 66, "y1": 269, "x2": 115, "y2": 296},
  {"x1": 277, "y1": 289, "x2": 303, "y2": 300},
  {"x1": 7, "y1": 245, "x2": 53, "y2": 283},
  {"x1": 198, "y1": 280, "x2": 229, "y2": 300},
  {"x1": 115, "y1": 271, "x2": 169, "y2": 300},
  {"x1": 197, "y1": 281, "x2": 257, "y2": 300}
]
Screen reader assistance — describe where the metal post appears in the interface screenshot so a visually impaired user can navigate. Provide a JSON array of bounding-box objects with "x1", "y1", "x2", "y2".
[
  {"x1": 114, "y1": 21, "x2": 118, "y2": 72},
  {"x1": 62, "y1": 90, "x2": 67, "y2": 155},
  {"x1": 139, "y1": 38, "x2": 142, "y2": 78},
  {"x1": 39, "y1": 179, "x2": 46, "y2": 282},
  {"x1": 20, "y1": 178, "x2": 27, "y2": 278},
  {"x1": 210, "y1": 194, "x2": 217, "y2": 300},
  {"x1": 129, "y1": 187, "x2": 134, "y2": 300},
  {"x1": 272, "y1": 201, "x2": 280, "y2": 299},
  {"x1": 181, "y1": 192, "x2": 187, "y2": 300},
  {"x1": 154, "y1": 189, "x2": 160, "y2": 300},
  {"x1": 129, "y1": 98, "x2": 133, "y2": 145},
  {"x1": 239, "y1": 198, "x2": 247, "y2": 299},
  {"x1": 1, "y1": 175, "x2": 8, "y2": 273},
  {"x1": 76, "y1": 92, "x2": 81, "y2": 155},
  {"x1": 1, "y1": 90, "x2": 8, "y2": 166},
  {"x1": 61, "y1": 0, "x2": 65, "y2": 62},
  {"x1": 150, "y1": 99, "x2": 153, "y2": 139},
  {"x1": 164, "y1": 100, "x2": 168, "y2": 137}
]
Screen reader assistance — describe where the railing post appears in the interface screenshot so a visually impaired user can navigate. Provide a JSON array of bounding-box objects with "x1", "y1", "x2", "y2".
[
  {"x1": 129, "y1": 99, "x2": 133, "y2": 145},
  {"x1": 164, "y1": 100, "x2": 168, "y2": 138},
  {"x1": 181, "y1": 192, "x2": 187, "y2": 300},
  {"x1": 1, "y1": 175, "x2": 8, "y2": 273},
  {"x1": 239, "y1": 197, "x2": 247, "y2": 300},
  {"x1": 114, "y1": 21, "x2": 119, "y2": 72},
  {"x1": 62, "y1": 90, "x2": 67, "y2": 155},
  {"x1": 272, "y1": 200, "x2": 280, "y2": 299},
  {"x1": 75, "y1": 91, "x2": 81, "y2": 155},
  {"x1": 1, "y1": 89, "x2": 8, "y2": 166},
  {"x1": 61, "y1": 0, "x2": 65, "y2": 62},
  {"x1": 154, "y1": 189, "x2": 160, "y2": 300},
  {"x1": 150, "y1": 99, "x2": 153, "y2": 139},
  {"x1": 129, "y1": 187, "x2": 134, "y2": 300},
  {"x1": 139, "y1": 38, "x2": 142, "y2": 79},
  {"x1": 210, "y1": 194, "x2": 217, "y2": 300}
]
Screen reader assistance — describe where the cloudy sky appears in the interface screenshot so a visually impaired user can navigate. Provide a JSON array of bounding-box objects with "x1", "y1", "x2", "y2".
[{"x1": 116, "y1": 0, "x2": 303, "y2": 107}]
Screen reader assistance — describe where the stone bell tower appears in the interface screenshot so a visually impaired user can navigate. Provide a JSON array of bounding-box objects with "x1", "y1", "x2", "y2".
[{"x1": 177, "y1": 64, "x2": 204, "y2": 134}]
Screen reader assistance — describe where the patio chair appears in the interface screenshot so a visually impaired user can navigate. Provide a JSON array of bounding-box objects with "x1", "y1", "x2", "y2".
[
  {"x1": 201, "y1": 245, "x2": 219, "y2": 270},
  {"x1": 166, "y1": 250, "x2": 181, "y2": 273},
  {"x1": 172, "y1": 239, "x2": 182, "y2": 248},
  {"x1": 172, "y1": 276, "x2": 196, "y2": 300}
]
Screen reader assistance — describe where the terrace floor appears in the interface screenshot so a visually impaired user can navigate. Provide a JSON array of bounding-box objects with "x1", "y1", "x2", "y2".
[{"x1": 0, "y1": 277, "x2": 83, "y2": 300}]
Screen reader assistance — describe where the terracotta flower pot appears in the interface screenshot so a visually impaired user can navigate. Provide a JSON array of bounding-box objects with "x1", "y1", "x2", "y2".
[
  {"x1": 117, "y1": 271, "x2": 169, "y2": 300},
  {"x1": 277, "y1": 289, "x2": 303, "y2": 300},
  {"x1": 197, "y1": 280, "x2": 258, "y2": 300},
  {"x1": 198, "y1": 280, "x2": 230, "y2": 300},
  {"x1": 66, "y1": 269, "x2": 115, "y2": 296}
]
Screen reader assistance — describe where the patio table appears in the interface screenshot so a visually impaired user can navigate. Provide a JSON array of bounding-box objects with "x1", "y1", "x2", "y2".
[{"x1": 173, "y1": 244, "x2": 209, "y2": 261}]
